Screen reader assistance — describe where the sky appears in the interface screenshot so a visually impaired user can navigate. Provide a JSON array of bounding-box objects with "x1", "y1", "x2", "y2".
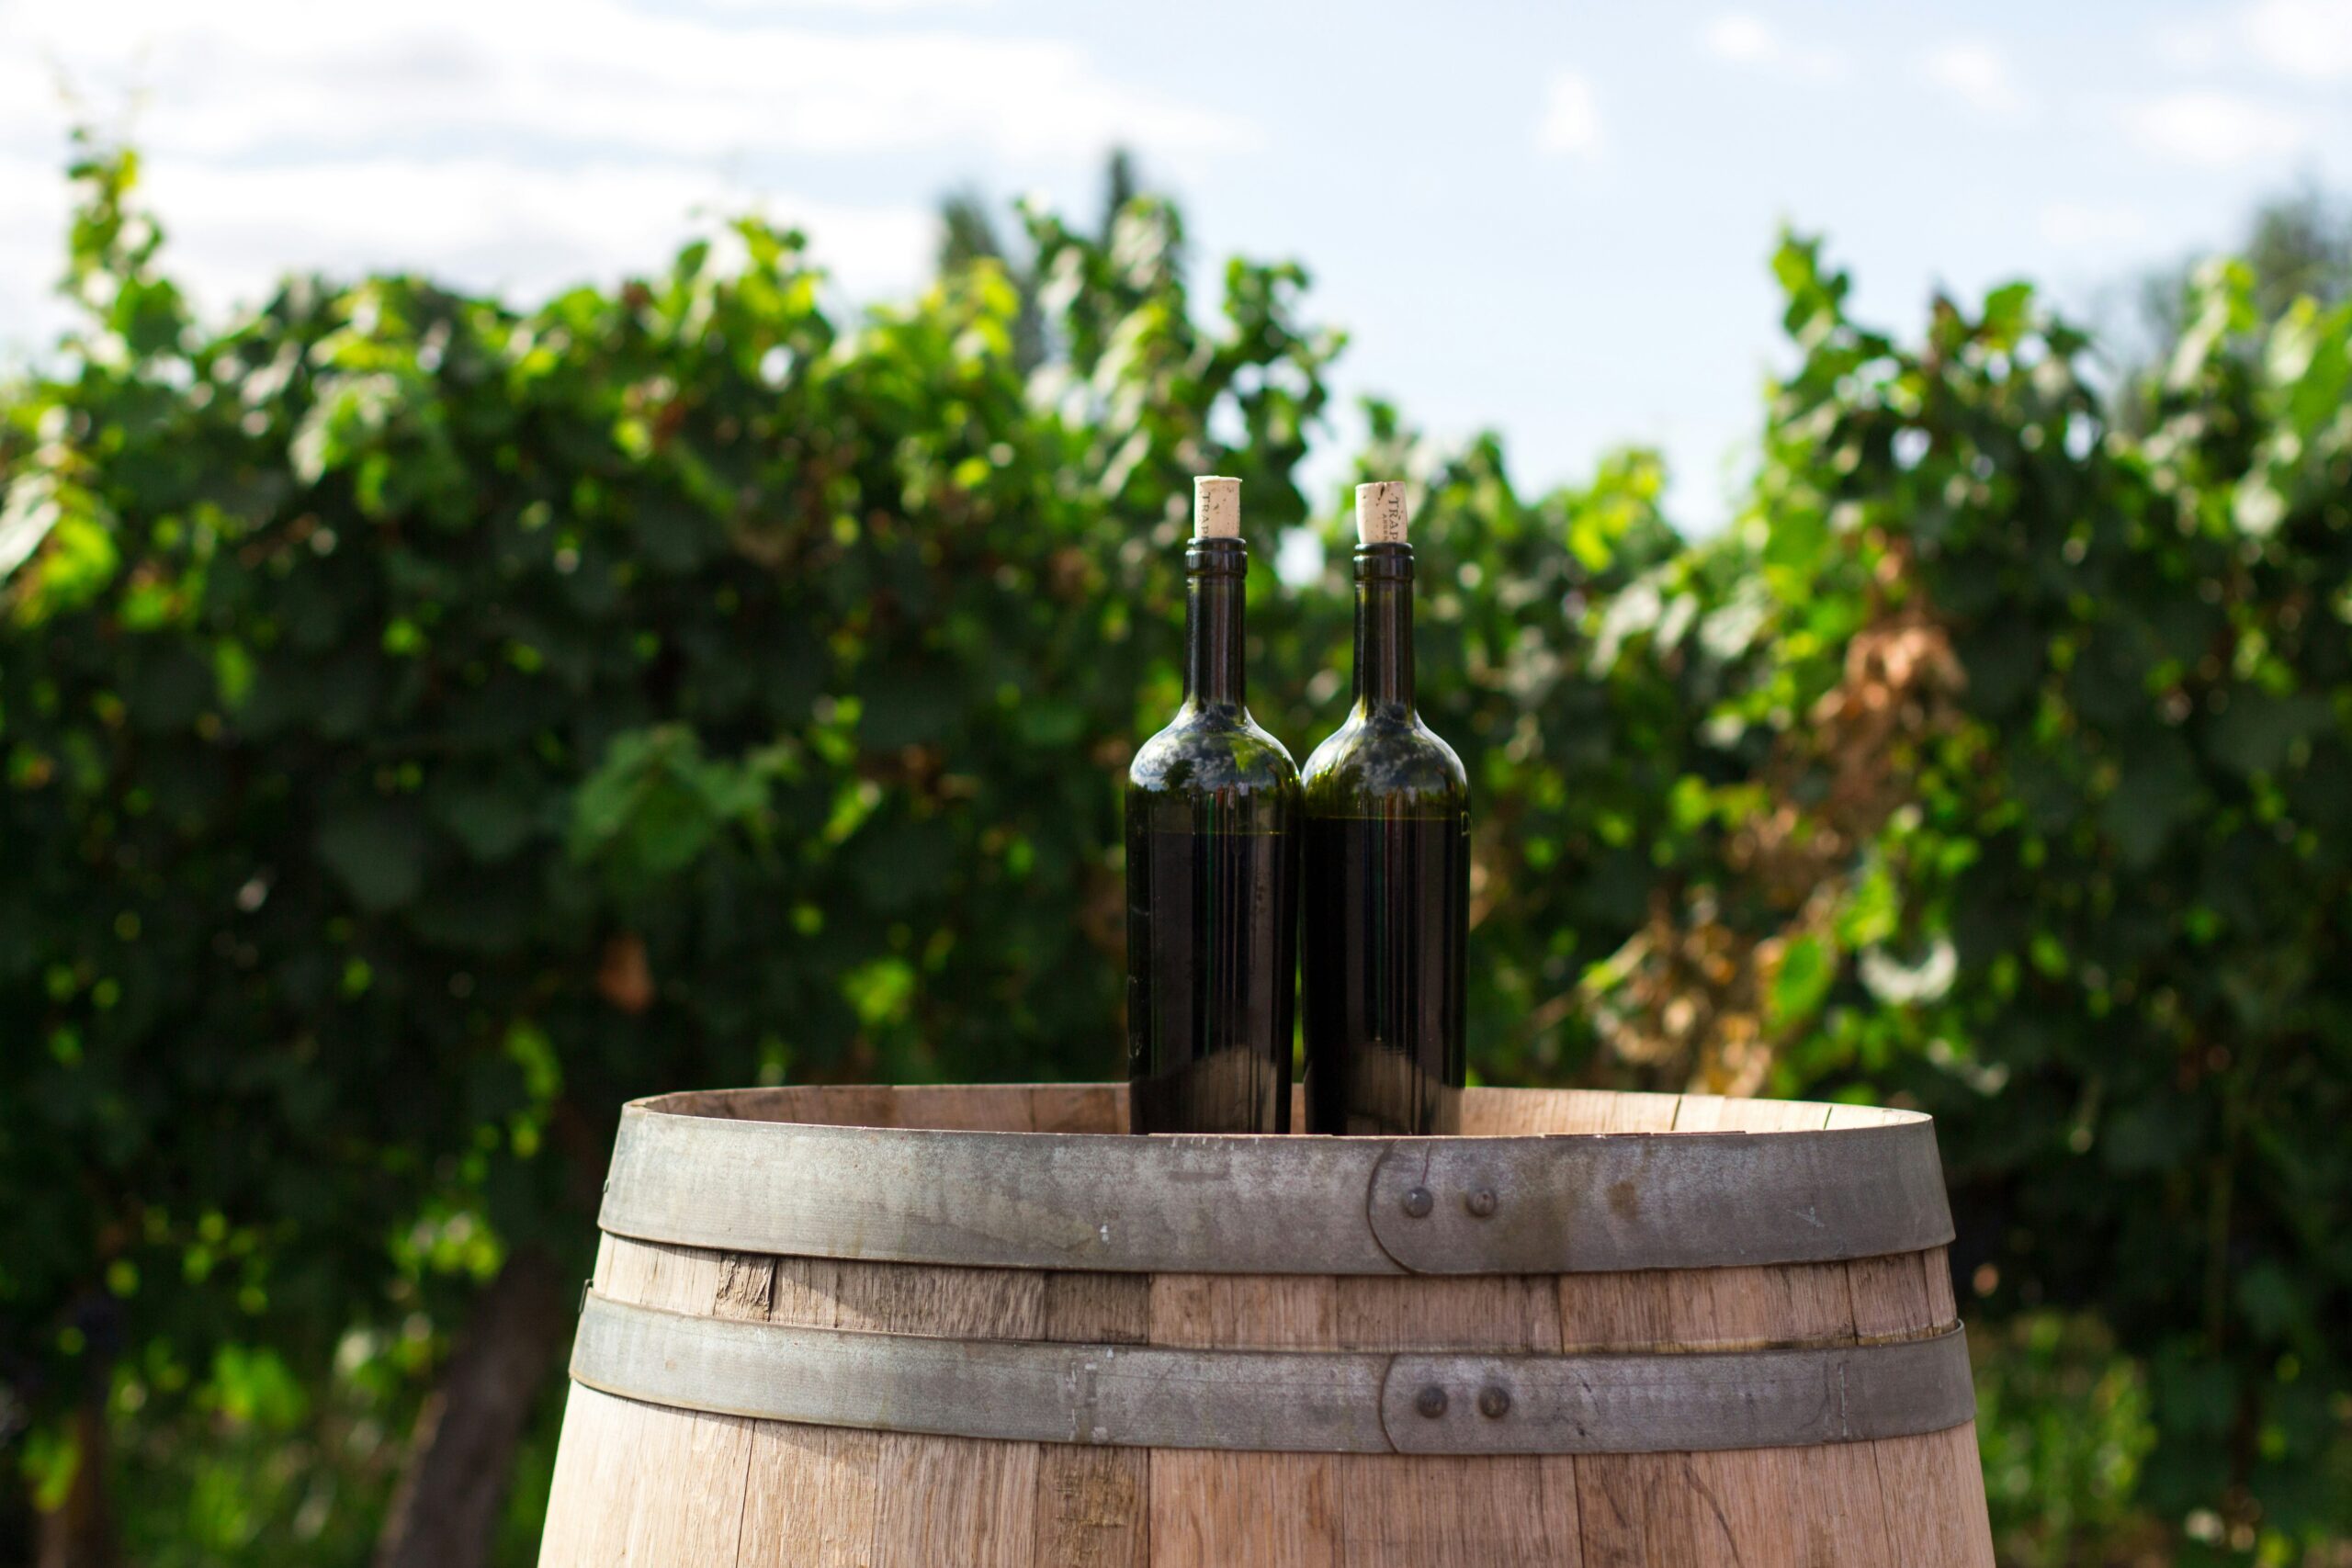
[{"x1": 2, "y1": 0, "x2": 2348, "y2": 528}]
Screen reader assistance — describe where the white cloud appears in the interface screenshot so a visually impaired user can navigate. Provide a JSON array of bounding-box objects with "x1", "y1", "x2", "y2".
[
  {"x1": 2040, "y1": 202, "x2": 2152, "y2": 251},
  {"x1": 2152, "y1": 18, "x2": 2226, "y2": 67},
  {"x1": 0, "y1": 0, "x2": 1253, "y2": 164},
  {"x1": 0, "y1": 152, "x2": 938, "y2": 355},
  {"x1": 0, "y1": 0, "x2": 1250, "y2": 350},
  {"x1": 2245, "y1": 0, "x2": 2352, "y2": 80},
  {"x1": 2122, "y1": 91, "x2": 2315, "y2": 166},
  {"x1": 698, "y1": 0, "x2": 992, "y2": 8},
  {"x1": 0, "y1": 150, "x2": 75, "y2": 348},
  {"x1": 1535, "y1": 69, "x2": 1602, "y2": 159},
  {"x1": 1702, "y1": 14, "x2": 1848, "y2": 80},
  {"x1": 1704, "y1": 15, "x2": 1777, "y2": 63},
  {"x1": 2154, "y1": 1, "x2": 2352, "y2": 78},
  {"x1": 1925, "y1": 41, "x2": 2027, "y2": 118},
  {"x1": 145, "y1": 158, "x2": 935, "y2": 307}
]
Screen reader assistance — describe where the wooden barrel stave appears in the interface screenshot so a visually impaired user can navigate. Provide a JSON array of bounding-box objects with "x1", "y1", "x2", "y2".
[{"x1": 541, "y1": 1084, "x2": 1995, "y2": 1567}]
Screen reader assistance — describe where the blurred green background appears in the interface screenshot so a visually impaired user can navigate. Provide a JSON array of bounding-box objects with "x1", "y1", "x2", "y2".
[{"x1": 3, "y1": 143, "x2": 2349, "y2": 1565}]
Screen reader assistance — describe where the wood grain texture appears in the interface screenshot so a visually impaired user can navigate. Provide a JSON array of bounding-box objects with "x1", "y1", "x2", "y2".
[
  {"x1": 1033, "y1": 1083, "x2": 1125, "y2": 1134},
  {"x1": 737, "y1": 1255, "x2": 880, "y2": 1568},
  {"x1": 890, "y1": 1084, "x2": 1040, "y2": 1132},
  {"x1": 852, "y1": 1262, "x2": 1046, "y2": 1568},
  {"x1": 537, "y1": 1383, "x2": 634, "y2": 1566},
  {"x1": 1460, "y1": 1087, "x2": 1581, "y2": 1135},
  {"x1": 1680, "y1": 1443, "x2": 1891, "y2": 1568},
  {"x1": 734, "y1": 1420, "x2": 877, "y2": 1568},
  {"x1": 1561, "y1": 1095, "x2": 1875, "y2": 1566},
  {"x1": 619, "y1": 1406, "x2": 754, "y2": 1567},
  {"x1": 557, "y1": 1240, "x2": 764, "y2": 1566},
  {"x1": 1658, "y1": 1254, "x2": 1894, "y2": 1560},
  {"x1": 1036, "y1": 1273, "x2": 1151, "y2": 1568},
  {"x1": 1674, "y1": 1269, "x2": 1890, "y2": 1562},
  {"x1": 537, "y1": 1235, "x2": 627, "y2": 1563},
  {"x1": 1333, "y1": 1275, "x2": 1580, "y2": 1567},
  {"x1": 642, "y1": 1083, "x2": 1915, "y2": 1137},
  {"x1": 1553, "y1": 1089, "x2": 1686, "y2": 1135},
  {"x1": 546, "y1": 1088, "x2": 1992, "y2": 1568},
  {"x1": 1150, "y1": 1277, "x2": 1339, "y2": 1568},
  {"x1": 1574, "y1": 1455, "x2": 1701, "y2": 1568},
  {"x1": 1871, "y1": 1425, "x2": 1997, "y2": 1568},
  {"x1": 1556, "y1": 1261, "x2": 1695, "y2": 1565},
  {"x1": 1847, "y1": 1241, "x2": 1990, "y2": 1568}
]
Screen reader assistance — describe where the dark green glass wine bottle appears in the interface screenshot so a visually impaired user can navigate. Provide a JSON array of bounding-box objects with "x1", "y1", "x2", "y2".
[
  {"x1": 1301, "y1": 481, "x2": 1469, "y2": 1136},
  {"x1": 1125, "y1": 477, "x2": 1301, "y2": 1134}
]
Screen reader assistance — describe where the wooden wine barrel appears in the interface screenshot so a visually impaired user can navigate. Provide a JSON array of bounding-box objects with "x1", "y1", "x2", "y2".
[{"x1": 538, "y1": 1084, "x2": 1993, "y2": 1567}]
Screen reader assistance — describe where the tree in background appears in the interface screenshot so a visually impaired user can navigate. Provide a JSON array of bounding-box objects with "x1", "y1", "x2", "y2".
[
  {"x1": 1765, "y1": 243, "x2": 2350, "y2": 1557},
  {"x1": 2118, "y1": 184, "x2": 2352, "y2": 419},
  {"x1": 0, "y1": 139, "x2": 1340, "y2": 1567},
  {"x1": 3, "y1": 141, "x2": 2349, "y2": 1567},
  {"x1": 934, "y1": 147, "x2": 1144, "y2": 376}
]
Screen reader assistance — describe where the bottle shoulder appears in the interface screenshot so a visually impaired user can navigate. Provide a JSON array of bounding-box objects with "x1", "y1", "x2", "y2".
[
  {"x1": 1300, "y1": 708, "x2": 1469, "y2": 815},
  {"x1": 1129, "y1": 705, "x2": 1302, "y2": 799}
]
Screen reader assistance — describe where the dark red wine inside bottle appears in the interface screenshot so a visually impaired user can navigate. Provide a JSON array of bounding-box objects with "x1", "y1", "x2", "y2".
[
  {"x1": 1125, "y1": 477, "x2": 1301, "y2": 1134},
  {"x1": 1301, "y1": 481, "x2": 1469, "y2": 1136}
]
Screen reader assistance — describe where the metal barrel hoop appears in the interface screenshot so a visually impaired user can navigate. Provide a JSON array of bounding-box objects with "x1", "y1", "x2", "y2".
[
  {"x1": 596, "y1": 1095, "x2": 1954, "y2": 1278},
  {"x1": 578, "y1": 1085, "x2": 1973, "y2": 1458},
  {"x1": 570, "y1": 1292, "x2": 1977, "y2": 1457}
]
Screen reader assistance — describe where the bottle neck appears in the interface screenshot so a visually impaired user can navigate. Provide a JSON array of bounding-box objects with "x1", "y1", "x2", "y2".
[
  {"x1": 1183, "y1": 539, "x2": 1247, "y2": 710},
  {"x1": 1352, "y1": 544, "x2": 1415, "y2": 716}
]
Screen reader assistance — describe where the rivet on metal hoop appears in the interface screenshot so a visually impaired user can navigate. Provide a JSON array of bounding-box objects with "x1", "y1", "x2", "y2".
[
  {"x1": 1414, "y1": 1385, "x2": 1450, "y2": 1419},
  {"x1": 1464, "y1": 1188, "x2": 1498, "y2": 1219},
  {"x1": 1401, "y1": 1187, "x2": 1435, "y2": 1219},
  {"x1": 1477, "y1": 1384, "x2": 1512, "y2": 1420}
]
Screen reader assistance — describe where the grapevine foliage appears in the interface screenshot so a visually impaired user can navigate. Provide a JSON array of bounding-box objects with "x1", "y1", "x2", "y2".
[{"x1": 2, "y1": 146, "x2": 2347, "y2": 1559}]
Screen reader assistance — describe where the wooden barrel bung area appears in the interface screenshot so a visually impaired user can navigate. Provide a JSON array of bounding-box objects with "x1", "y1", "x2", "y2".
[{"x1": 538, "y1": 1084, "x2": 1995, "y2": 1566}]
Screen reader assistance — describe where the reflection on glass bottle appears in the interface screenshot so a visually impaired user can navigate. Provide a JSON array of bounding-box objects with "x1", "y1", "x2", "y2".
[
  {"x1": 1125, "y1": 477, "x2": 1300, "y2": 1134},
  {"x1": 1301, "y1": 481, "x2": 1469, "y2": 1136}
]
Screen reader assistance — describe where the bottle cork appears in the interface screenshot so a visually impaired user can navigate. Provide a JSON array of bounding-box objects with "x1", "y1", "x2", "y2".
[
  {"x1": 1356, "y1": 480, "x2": 1408, "y2": 545},
  {"x1": 1193, "y1": 476, "x2": 1241, "y2": 539}
]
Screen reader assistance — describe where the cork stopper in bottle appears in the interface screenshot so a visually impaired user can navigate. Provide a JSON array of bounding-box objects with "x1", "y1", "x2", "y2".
[
  {"x1": 1193, "y1": 476, "x2": 1241, "y2": 539},
  {"x1": 1356, "y1": 480, "x2": 1409, "y2": 545}
]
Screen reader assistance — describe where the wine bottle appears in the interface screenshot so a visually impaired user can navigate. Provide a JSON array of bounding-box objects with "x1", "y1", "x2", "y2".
[
  {"x1": 1301, "y1": 482, "x2": 1469, "y2": 1135},
  {"x1": 1125, "y1": 477, "x2": 1302, "y2": 1134}
]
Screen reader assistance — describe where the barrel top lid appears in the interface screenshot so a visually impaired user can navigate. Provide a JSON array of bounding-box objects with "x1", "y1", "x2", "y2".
[
  {"x1": 1193, "y1": 476, "x2": 1240, "y2": 539},
  {"x1": 1356, "y1": 480, "x2": 1408, "y2": 545}
]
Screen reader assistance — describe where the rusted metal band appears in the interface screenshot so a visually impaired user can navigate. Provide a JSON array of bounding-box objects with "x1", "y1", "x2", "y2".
[
  {"x1": 596, "y1": 1101, "x2": 1953, "y2": 1276},
  {"x1": 570, "y1": 1292, "x2": 1976, "y2": 1455}
]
